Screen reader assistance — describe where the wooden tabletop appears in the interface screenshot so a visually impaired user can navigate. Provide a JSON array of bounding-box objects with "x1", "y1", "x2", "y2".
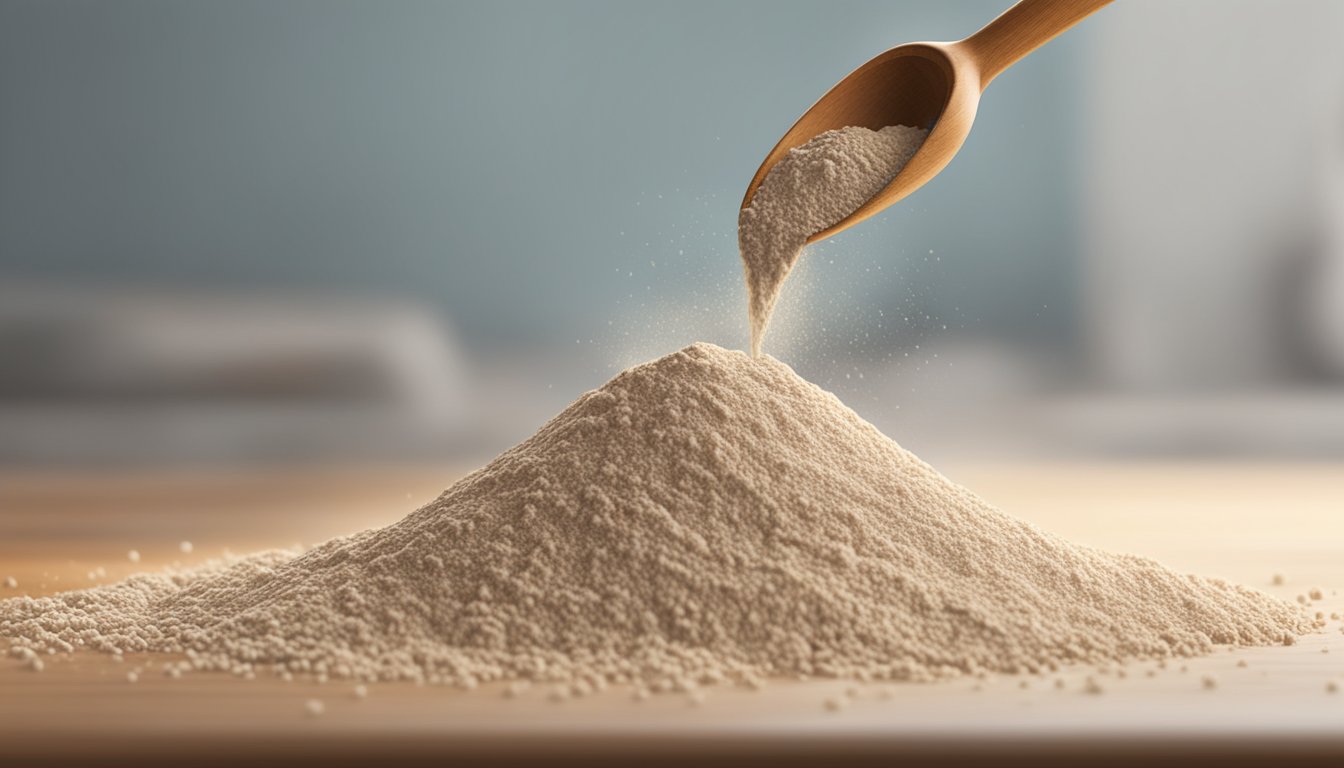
[{"x1": 2, "y1": 461, "x2": 1342, "y2": 765}]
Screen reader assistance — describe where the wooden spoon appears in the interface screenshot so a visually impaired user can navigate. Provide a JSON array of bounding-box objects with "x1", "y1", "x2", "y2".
[{"x1": 741, "y1": 0, "x2": 1112, "y2": 243}]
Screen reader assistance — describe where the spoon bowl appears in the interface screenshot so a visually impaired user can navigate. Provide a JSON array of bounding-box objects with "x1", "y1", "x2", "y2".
[{"x1": 741, "y1": 0, "x2": 1112, "y2": 244}]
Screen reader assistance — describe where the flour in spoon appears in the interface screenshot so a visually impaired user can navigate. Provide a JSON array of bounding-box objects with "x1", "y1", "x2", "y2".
[{"x1": 739, "y1": 125, "x2": 926, "y2": 356}]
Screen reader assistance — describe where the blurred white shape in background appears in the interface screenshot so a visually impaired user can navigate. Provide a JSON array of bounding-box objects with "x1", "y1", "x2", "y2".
[
  {"x1": 1050, "y1": 0, "x2": 1344, "y2": 457},
  {"x1": 0, "y1": 282, "x2": 472, "y2": 463},
  {"x1": 1307, "y1": 100, "x2": 1344, "y2": 378},
  {"x1": 1084, "y1": 0, "x2": 1344, "y2": 391}
]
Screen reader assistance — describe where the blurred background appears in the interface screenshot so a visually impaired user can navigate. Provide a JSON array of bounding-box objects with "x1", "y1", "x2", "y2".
[{"x1": 2, "y1": 0, "x2": 1343, "y2": 469}]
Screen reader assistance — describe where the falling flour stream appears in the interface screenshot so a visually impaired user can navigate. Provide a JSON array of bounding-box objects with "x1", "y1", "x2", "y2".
[{"x1": 739, "y1": 125, "x2": 927, "y2": 357}]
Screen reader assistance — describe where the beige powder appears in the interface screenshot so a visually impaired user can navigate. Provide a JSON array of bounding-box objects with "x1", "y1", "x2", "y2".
[
  {"x1": 0, "y1": 343, "x2": 1311, "y2": 688},
  {"x1": 739, "y1": 125, "x2": 926, "y2": 357}
]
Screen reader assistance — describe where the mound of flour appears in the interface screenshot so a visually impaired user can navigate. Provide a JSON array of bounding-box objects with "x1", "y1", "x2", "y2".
[
  {"x1": 739, "y1": 125, "x2": 926, "y2": 357},
  {"x1": 0, "y1": 344, "x2": 1309, "y2": 689}
]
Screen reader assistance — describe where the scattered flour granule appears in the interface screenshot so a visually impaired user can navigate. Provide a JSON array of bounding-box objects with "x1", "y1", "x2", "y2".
[
  {"x1": 739, "y1": 125, "x2": 927, "y2": 357},
  {"x1": 0, "y1": 343, "x2": 1312, "y2": 689}
]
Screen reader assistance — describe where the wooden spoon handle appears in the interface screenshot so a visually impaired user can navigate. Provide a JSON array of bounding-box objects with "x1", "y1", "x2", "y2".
[{"x1": 961, "y1": 0, "x2": 1113, "y2": 88}]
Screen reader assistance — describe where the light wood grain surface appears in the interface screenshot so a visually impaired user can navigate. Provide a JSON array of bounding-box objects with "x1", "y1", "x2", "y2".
[{"x1": 2, "y1": 461, "x2": 1342, "y2": 764}]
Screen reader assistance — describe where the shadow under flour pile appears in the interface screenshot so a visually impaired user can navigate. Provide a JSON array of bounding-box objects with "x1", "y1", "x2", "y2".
[{"x1": 0, "y1": 343, "x2": 1311, "y2": 688}]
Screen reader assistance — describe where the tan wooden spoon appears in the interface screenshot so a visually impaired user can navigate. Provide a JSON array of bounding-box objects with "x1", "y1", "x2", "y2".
[{"x1": 741, "y1": 0, "x2": 1112, "y2": 243}]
